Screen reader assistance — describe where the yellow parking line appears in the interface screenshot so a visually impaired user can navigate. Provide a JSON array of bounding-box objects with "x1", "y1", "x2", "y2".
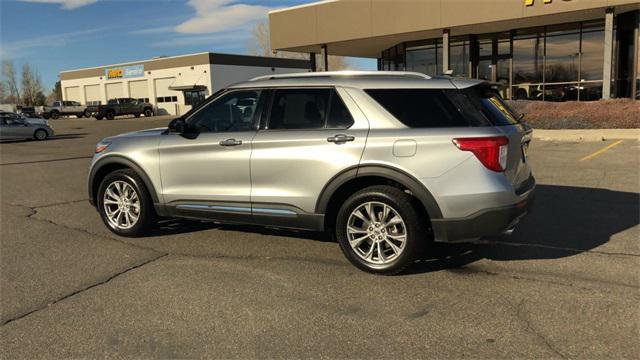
[{"x1": 579, "y1": 140, "x2": 623, "y2": 161}]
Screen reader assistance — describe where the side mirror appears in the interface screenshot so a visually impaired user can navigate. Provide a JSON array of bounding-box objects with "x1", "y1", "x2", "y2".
[{"x1": 168, "y1": 118, "x2": 187, "y2": 133}]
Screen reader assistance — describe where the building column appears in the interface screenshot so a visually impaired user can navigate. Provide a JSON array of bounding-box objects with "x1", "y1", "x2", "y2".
[
  {"x1": 309, "y1": 52, "x2": 317, "y2": 72},
  {"x1": 602, "y1": 8, "x2": 615, "y2": 99},
  {"x1": 321, "y1": 45, "x2": 329, "y2": 71},
  {"x1": 442, "y1": 29, "x2": 450, "y2": 74}
]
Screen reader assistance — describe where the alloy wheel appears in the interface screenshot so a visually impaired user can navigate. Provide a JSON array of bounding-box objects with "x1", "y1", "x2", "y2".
[
  {"x1": 103, "y1": 180, "x2": 140, "y2": 230},
  {"x1": 346, "y1": 201, "x2": 407, "y2": 266}
]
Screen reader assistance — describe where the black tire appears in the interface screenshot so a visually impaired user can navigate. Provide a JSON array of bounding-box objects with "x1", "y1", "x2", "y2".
[
  {"x1": 33, "y1": 129, "x2": 48, "y2": 141},
  {"x1": 335, "y1": 185, "x2": 427, "y2": 275},
  {"x1": 77, "y1": 113, "x2": 83, "y2": 118},
  {"x1": 84, "y1": 110, "x2": 91, "y2": 118},
  {"x1": 42, "y1": 113, "x2": 51, "y2": 120},
  {"x1": 143, "y1": 108, "x2": 153, "y2": 117},
  {"x1": 97, "y1": 169, "x2": 156, "y2": 237},
  {"x1": 50, "y1": 111, "x2": 60, "y2": 119},
  {"x1": 134, "y1": 113, "x2": 141, "y2": 118},
  {"x1": 95, "y1": 115, "x2": 104, "y2": 120},
  {"x1": 105, "y1": 110, "x2": 115, "y2": 120}
]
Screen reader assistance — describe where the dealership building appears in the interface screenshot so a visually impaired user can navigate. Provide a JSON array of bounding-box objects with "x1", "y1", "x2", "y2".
[
  {"x1": 59, "y1": 53, "x2": 310, "y2": 115},
  {"x1": 270, "y1": 0, "x2": 639, "y2": 101}
]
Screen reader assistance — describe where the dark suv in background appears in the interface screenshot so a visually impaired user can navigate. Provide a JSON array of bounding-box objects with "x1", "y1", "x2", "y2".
[{"x1": 95, "y1": 98, "x2": 154, "y2": 120}]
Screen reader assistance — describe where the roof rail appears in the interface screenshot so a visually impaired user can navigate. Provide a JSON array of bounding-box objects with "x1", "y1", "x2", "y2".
[{"x1": 249, "y1": 70, "x2": 431, "y2": 82}]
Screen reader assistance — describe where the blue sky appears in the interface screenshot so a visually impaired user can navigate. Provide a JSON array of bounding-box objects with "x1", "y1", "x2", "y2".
[{"x1": 0, "y1": 0, "x2": 376, "y2": 91}]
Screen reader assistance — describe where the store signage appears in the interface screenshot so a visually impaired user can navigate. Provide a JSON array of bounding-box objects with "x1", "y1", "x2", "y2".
[
  {"x1": 525, "y1": 0, "x2": 571, "y2": 6},
  {"x1": 105, "y1": 64, "x2": 144, "y2": 79}
]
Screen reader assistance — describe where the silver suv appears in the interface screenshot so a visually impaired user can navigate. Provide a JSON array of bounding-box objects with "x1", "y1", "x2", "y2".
[{"x1": 88, "y1": 71, "x2": 535, "y2": 274}]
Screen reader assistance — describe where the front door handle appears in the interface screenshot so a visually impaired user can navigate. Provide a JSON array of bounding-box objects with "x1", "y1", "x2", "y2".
[
  {"x1": 219, "y1": 138, "x2": 242, "y2": 146},
  {"x1": 327, "y1": 134, "x2": 355, "y2": 144}
]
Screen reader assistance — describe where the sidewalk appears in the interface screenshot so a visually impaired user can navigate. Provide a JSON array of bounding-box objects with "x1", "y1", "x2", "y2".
[{"x1": 532, "y1": 129, "x2": 640, "y2": 141}]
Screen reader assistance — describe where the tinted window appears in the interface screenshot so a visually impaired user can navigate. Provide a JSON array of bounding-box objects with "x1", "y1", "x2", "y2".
[
  {"x1": 461, "y1": 86, "x2": 520, "y2": 126},
  {"x1": 108, "y1": 99, "x2": 117, "y2": 105},
  {"x1": 189, "y1": 90, "x2": 260, "y2": 133},
  {"x1": 327, "y1": 92, "x2": 354, "y2": 129},
  {"x1": 365, "y1": 89, "x2": 468, "y2": 128},
  {"x1": 268, "y1": 89, "x2": 329, "y2": 130}
]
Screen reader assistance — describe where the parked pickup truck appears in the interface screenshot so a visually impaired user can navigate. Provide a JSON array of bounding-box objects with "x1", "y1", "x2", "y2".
[
  {"x1": 95, "y1": 98, "x2": 154, "y2": 120},
  {"x1": 42, "y1": 101, "x2": 88, "y2": 119}
]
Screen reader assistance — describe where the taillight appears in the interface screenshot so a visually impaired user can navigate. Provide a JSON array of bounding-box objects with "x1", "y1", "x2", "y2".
[{"x1": 453, "y1": 136, "x2": 509, "y2": 172}]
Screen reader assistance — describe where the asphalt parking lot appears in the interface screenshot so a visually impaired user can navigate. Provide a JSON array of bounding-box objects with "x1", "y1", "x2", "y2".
[{"x1": 1, "y1": 116, "x2": 638, "y2": 358}]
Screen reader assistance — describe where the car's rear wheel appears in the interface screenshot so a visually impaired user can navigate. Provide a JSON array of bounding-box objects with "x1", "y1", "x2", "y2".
[
  {"x1": 105, "y1": 111, "x2": 115, "y2": 120},
  {"x1": 50, "y1": 111, "x2": 60, "y2": 119},
  {"x1": 97, "y1": 169, "x2": 156, "y2": 237},
  {"x1": 143, "y1": 108, "x2": 153, "y2": 117},
  {"x1": 33, "y1": 129, "x2": 48, "y2": 141},
  {"x1": 336, "y1": 185, "x2": 426, "y2": 275},
  {"x1": 134, "y1": 113, "x2": 141, "y2": 118},
  {"x1": 77, "y1": 113, "x2": 83, "y2": 118},
  {"x1": 95, "y1": 115, "x2": 104, "y2": 120}
]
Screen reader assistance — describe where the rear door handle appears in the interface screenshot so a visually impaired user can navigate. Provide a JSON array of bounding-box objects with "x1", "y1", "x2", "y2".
[
  {"x1": 327, "y1": 134, "x2": 355, "y2": 144},
  {"x1": 219, "y1": 138, "x2": 242, "y2": 146}
]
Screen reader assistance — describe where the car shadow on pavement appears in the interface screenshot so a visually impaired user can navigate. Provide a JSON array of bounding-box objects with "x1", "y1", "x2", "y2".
[
  {"x1": 0, "y1": 133, "x2": 87, "y2": 143},
  {"x1": 142, "y1": 184, "x2": 638, "y2": 274},
  {"x1": 407, "y1": 184, "x2": 640, "y2": 274}
]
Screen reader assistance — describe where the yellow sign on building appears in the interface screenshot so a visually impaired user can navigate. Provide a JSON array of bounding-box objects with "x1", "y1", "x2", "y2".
[{"x1": 525, "y1": 0, "x2": 570, "y2": 6}]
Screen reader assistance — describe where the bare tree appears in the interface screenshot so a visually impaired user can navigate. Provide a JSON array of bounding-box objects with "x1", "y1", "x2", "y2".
[
  {"x1": 21, "y1": 63, "x2": 44, "y2": 106},
  {"x1": 248, "y1": 20, "x2": 349, "y2": 71},
  {"x1": 2, "y1": 60, "x2": 20, "y2": 104}
]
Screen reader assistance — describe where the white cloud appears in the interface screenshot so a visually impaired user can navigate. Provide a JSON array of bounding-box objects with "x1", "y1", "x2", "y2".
[
  {"x1": 19, "y1": 0, "x2": 98, "y2": 10},
  {"x1": 0, "y1": 27, "x2": 111, "y2": 59},
  {"x1": 175, "y1": 0, "x2": 273, "y2": 34}
]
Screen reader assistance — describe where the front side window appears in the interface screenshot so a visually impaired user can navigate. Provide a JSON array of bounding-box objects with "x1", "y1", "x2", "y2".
[
  {"x1": 365, "y1": 89, "x2": 469, "y2": 128},
  {"x1": 267, "y1": 88, "x2": 353, "y2": 130},
  {"x1": 188, "y1": 90, "x2": 260, "y2": 133}
]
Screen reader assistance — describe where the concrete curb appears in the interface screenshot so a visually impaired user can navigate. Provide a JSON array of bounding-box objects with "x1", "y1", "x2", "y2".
[{"x1": 532, "y1": 129, "x2": 640, "y2": 142}]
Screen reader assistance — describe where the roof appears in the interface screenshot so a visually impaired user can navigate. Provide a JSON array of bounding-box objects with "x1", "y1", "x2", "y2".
[
  {"x1": 268, "y1": 0, "x2": 639, "y2": 57},
  {"x1": 229, "y1": 70, "x2": 485, "y2": 90},
  {"x1": 60, "y1": 52, "x2": 310, "y2": 81}
]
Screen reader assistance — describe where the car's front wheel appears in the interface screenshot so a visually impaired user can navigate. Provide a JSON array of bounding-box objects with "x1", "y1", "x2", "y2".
[
  {"x1": 33, "y1": 129, "x2": 48, "y2": 141},
  {"x1": 335, "y1": 185, "x2": 427, "y2": 275},
  {"x1": 97, "y1": 169, "x2": 156, "y2": 237}
]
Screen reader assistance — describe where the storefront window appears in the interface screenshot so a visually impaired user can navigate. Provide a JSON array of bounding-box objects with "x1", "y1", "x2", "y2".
[
  {"x1": 450, "y1": 39, "x2": 470, "y2": 77},
  {"x1": 581, "y1": 21, "x2": 605, "y2": 81},
  {"x1": 513, "y1": 29, "x2": 544, "y2": 85},
  {"x1": 545, "y1": 24, "x2": 580, "y2": 83},
  {"x1": 406, "y1": 41, "x2": 442, "y2": 76}
]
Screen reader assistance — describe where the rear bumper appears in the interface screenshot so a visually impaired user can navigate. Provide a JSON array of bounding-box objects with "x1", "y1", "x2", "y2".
[{"x1": 431, "y1": 182, "x2": 535, "y2": 243}]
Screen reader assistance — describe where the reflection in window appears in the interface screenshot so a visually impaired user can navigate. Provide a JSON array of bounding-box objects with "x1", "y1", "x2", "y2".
[
  {"x1": 545, "y1": 25, "x2": 580, "y2": 83},
  {"x1": 450, "y1": 39, "x2": 470, "y2": 77},
  {"x1": 406, "y1": 41, "x2": 442, "y2": 76},
  {"x1": 513, "y1": 30, "x2": 544, "y2": 84},
  {"x1": 581, "y1": 21, "x2": 605, "y2": 81}
]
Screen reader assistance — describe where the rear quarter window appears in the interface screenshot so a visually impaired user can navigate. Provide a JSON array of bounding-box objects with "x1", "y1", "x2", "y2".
[
  {"x1": 461, "y1": 86, "x2": 521, "y2": 126},
  {"x1": 365, "y1": 89, "x2": 469, "y2": 128}
]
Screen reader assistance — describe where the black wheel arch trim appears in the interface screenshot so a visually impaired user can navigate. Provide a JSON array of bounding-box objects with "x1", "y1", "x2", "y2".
[
  {"x1": 315, "y1": 164, "x2": 443, "y2": 221},
  {"x1": 88, "y1": 155, "x2": 160, "y2": 206}
]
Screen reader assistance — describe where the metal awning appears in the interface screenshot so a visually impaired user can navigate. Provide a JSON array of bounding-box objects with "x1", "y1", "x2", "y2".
[{"x1": 168, "y1": 84, "x2": 207, "y2": 91}]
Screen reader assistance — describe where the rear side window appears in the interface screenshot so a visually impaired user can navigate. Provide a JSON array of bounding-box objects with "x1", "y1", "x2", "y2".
[
  {"x1": 461, "y1": 86, "x2": 521, "y2": 126},
  {"x1": 267, "y1": 88, "x2": 353, "y2": 130},
  {"x1": 365, "y1": 89, "x2": 469, "y2": 128}
]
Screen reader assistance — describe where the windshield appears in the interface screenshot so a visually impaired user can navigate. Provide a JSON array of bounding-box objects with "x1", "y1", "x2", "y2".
[{"x1": 461, "y1": 85, "x2": 521, "y2": 126}]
